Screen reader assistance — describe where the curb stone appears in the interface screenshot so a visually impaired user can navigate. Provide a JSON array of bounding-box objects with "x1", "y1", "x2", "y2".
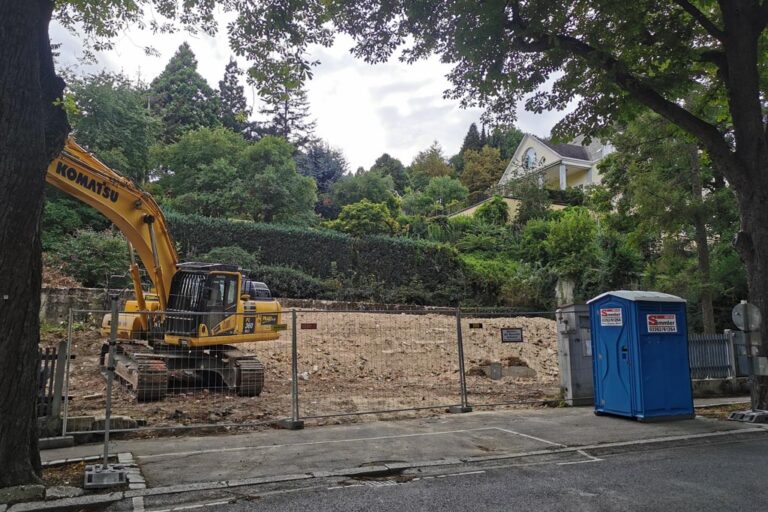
[{"x1": 7, "y1": 492, "x2": 123, "y2": 512}]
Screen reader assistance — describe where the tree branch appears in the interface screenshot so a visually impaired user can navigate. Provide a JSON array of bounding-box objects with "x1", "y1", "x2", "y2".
[
  {"x1": 503, "y1": 21, "x2": 736, "y2": 180},
  {"x1": 673, "y1": 0, "x2": 725, "y2": 41}
]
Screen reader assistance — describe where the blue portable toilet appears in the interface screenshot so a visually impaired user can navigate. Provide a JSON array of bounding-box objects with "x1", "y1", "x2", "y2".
[{"x1": 588, "y1": 291, "x2": 694, "y2": 421}]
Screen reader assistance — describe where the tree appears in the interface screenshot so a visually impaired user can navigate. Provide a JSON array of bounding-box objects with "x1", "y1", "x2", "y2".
[
  {"x1": 295, "y1": 140, "x2": 349, "y2": 194},
  {"x1": 154, "y1": 128, "x2": 317, "y2": 223},
  {"x1": 1, "y1": 1, "x2": 69, "y2": 487},
  {"x1": 258, "y1": 82, "x2": 316, "y2": 150},
  {"x1": 370, "y1": 153, "x2": 409, "y2": 193},
  {"x1": 239, "y1": 136, "x2": 318, "y2": 224},
  {"x1": 218, "y1": 58, "x2": 252, "y2": 137},
  {"x1": 326, "y1": 199, "x2": 399, "y2": 237},
  {"x1": 460, "y1": 123, "x2": 483, "y2": 154},
  {"x1": 461, "y1": 146, "x2": 506, "y2": 203},
  {"x1": 423, "y1": 176, "x2": 468, "y2": 210},
  {"x1": 543, "y1": 208, "x2": 600, "y2": 279},
  {"x1": 330, "y1": 171, "x2": 397, "y2": 212},
  {"x1": 402, "y1": 176, "x2": 468, "y2": 216},
  {"x1": 68, "y1": 72, "x2": 160, "y2": 183},
  {"x1": 149, "y1": 43, "x2": 220, "y2": 142},
  {"x1": 152, "y1": 126, "x2": 249, "y2": 199},
  {"x1": 598, "y1": 111, "x2": 739, "y2": 332},
  {"x1": 408, "y1": 142, "x2": 453, "y2": 190},
  {"x1": 487, "y1": 125, "x2": 525, "y2": 161}
]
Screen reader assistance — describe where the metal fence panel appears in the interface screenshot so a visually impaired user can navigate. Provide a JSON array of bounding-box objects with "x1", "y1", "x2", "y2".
[
  {"x1": 460, "y1": 310, "x2": 560, "y2": 407},
  {"x1": 58, "y1": 309, "x2": 292, "y2": 434},
  {"x1": 295, "y1": 309, "x2": 462, "y2": 418},
  {"x1": 688, "y1": 333, "x2": 734, "y2": 379}
]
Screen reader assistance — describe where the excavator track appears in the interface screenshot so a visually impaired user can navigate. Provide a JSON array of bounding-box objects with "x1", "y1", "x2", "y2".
[
  {"x1": 110, "y1": 344, "x2": 169, "y2": 402},
  {"x1": 234, "y1": 357, "x2": 265, "y2": 397},
  {"x1": 220, "y1": 348, "x2": 265, "y2": 397}
]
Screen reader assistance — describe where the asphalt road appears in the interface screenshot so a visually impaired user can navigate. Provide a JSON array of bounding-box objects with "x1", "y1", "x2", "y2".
[{"x1": 145, "y1": 436, "x2": 768, "y2": 512}]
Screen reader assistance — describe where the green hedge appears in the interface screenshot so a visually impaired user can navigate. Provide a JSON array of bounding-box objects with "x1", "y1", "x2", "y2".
[
  {"x1": 167, "y1": 212, "x2": 468, "y2": 305},
  {"x1": 251, "y1": 265, "x2": 336, "y2": 300}
]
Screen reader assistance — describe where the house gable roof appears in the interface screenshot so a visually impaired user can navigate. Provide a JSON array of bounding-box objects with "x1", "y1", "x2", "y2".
[{"x1": 539, "y1": 139, "x2": 591, "y2": 161}]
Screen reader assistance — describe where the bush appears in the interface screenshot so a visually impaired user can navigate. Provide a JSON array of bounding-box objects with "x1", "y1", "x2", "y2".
[
  {"x1": 251, "y1": 265, "x2": 336, "y2": 299},
  {"x1": 474, "y1": 195, "x2": 509, "y2": 225},
  {"x1": 199, "y1": 246, "x2": 260, "y2": 269},
  {"x1": 52, "y1": 229, "x2": 130, "y2": 287}
]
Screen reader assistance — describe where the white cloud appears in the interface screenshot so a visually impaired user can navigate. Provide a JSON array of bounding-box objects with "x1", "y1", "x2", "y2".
[{"x1": 51, "y1": 19, "x2": 568, "y2": 170}]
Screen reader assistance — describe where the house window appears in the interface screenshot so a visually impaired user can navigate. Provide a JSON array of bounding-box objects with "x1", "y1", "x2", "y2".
[{"x1": 524, "y1": 147, "x2": 537, "y2": 170}]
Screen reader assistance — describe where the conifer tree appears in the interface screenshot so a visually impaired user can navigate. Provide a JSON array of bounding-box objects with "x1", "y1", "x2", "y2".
[
  {"x1": 258, "y1": 83, "x2": 316, "y2": 150},
  {"x1": 149, "y1": 43, "x2": 220, "y2": 142},
  {"x1": 218, "y1": 58, "x2": 252, "y2": 136},
  {"x1": 296, "y1": 140, "x2": 349, "y2": 193},
  {"x1": 460, "y1": 123, "x2": 483, "y2": 153}
]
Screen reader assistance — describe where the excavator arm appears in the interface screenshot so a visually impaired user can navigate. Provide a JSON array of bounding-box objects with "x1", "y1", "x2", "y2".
[{"x1": 46, "y1": 138, "x2": 178, "y2": 312}]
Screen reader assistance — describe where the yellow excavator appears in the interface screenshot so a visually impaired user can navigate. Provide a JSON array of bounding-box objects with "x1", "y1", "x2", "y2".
[{"x1": 47, "y1": 138, "x2": 283, "y2": 401}]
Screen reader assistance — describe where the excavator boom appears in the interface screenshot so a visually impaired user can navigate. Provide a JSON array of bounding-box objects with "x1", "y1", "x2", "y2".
[{"x1": 46, "y1": 138, "x2": 178, "y2": 310}]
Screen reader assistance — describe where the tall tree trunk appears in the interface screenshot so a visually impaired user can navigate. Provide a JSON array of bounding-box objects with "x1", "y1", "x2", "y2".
[
  {"x1": 733, "y1": 162, "x2": 768, "y2": 410},
  {"x1": 689, "y1": 146, "x2": 715, "y2": 334},
  {"x1": 0, "y1": 0, "x2": 68, "y2": 488}
]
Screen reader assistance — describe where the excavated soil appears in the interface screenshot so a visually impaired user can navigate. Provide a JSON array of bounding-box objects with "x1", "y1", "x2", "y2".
[{"x1": 41, "y1": 311, "x2": 559, "y2": 430}]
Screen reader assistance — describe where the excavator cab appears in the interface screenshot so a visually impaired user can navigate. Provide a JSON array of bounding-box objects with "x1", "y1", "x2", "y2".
[{"x1": 162, "y1": 262, "x2": 282, "y2": 348}]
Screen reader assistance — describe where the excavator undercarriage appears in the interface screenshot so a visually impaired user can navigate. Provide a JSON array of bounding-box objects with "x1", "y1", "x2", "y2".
[{"x1": 100, "y1": 342, "x2": 266, "y2": 402}]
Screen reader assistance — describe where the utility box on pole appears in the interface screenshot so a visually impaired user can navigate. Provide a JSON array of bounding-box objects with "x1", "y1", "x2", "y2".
[
  {"x1": 588, "y1": 291, "x2": 694, "y2": 421},
  {"x1": 556, "y1": 304, "x2": 594, "y2": 406}
]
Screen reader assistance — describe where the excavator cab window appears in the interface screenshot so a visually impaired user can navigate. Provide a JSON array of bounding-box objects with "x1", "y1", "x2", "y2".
[{"x1": 205, "y1": 273, "x2": 239, "y2": 331}]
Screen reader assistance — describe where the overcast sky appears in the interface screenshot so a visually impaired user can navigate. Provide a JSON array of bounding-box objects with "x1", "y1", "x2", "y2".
[{"x1": 51, "y1": 20, "x2": 567, "y2": 171}]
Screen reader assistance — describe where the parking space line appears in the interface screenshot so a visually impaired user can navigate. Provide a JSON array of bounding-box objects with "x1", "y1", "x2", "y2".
[
  {"x1": 140, "y1": 428, "x2": 499, "y2": 460},
  {"x1": 493, "y1": 427, "x2": 567, "y2": 447}
]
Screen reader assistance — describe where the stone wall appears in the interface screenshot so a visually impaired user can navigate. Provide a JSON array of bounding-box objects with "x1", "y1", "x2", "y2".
[{"x1": 40, "y1": 288, "x2": 133, "y2": 324}]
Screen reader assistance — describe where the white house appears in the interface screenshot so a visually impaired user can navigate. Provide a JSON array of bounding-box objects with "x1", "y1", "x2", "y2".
[{"x1": 497, "y1": 134, "x2": 614, "y2": 190}]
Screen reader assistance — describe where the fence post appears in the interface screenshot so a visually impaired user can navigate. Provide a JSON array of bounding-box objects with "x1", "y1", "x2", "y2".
[
  {"x1": 50, "y1": 340, "x2": 68, "y2": 419},
  {"x1": 61, "y1": 309, "x2": 73, "y2": 437},
  {"x1": 277, "y1": 309, "x2": 304, "y2": 429},
  {"x1": 724, "y1": 329, "x2": 737, "y2": 379},
  {"x1": 83, "y1": 295, "x2": 127, "y2": 489},
  {"x1": 102, "y1": 296, "x2": 119, "y2": 467},
  {"x1": 449, "y1": 308, "x2": 473, "y2": 413}
]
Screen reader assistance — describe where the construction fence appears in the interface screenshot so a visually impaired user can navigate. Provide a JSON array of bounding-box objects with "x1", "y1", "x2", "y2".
[
  {"x1": 42, "y1": 303, "x2": 749, "y2": 436},
  {"x1": 45, "y1": 304, "x2": 560, "y2": 435}
]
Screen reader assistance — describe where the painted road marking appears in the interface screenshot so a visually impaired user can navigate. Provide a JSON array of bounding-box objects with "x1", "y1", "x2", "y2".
[
  {"x1": 139, "y1": 427, "x2": 503, "y2": 460},
  {"x1": 493, "y1": 427, "x2": 567, "y2": 447}
]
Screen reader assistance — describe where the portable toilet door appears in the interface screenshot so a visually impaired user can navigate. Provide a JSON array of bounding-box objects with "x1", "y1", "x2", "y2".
[{"x1": 589, "y1": 293, "x2": 636, "y2": 417}]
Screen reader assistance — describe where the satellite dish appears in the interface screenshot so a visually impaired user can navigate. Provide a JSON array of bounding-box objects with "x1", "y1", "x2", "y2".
[{"x1": 732, "y1": 301, "x2": 762, "y2": 332}]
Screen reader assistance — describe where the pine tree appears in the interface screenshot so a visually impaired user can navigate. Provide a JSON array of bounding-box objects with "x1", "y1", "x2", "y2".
[
  {"x1": 149, "y1": 43, "x2": 220, "y2": 142},
  {"x1": 460, "y1": 123, "x2": 483, "y2": 153},
  {"x1": 296, "y1": 140, "x2": 349, "y2": 193},
  {"x1": 218, "y1": 58, "x2": 251, "y2": 136},
  {"x1": 258, "y1": 83, "x2": 316, "y2": 150}
]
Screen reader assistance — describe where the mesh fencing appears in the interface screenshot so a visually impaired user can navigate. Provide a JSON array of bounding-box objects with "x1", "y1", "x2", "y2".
[
  {"x1": 295, "y1": 309, "x2": 463, "y2": 418},
  {"x1": 460, "y1": 309, "x2": 560, "y2": 408},
  {"x1": 55, "y1": 305, "x2": 563, "y2": 433},
  {"x1": 61, "y1": 309, "x2": 292, "y2": 434}
]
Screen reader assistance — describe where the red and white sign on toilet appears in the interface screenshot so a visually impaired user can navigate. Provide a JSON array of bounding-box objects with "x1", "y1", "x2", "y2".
[{"x1": 647, "y1": 314, "x2": 678, "y2": 333}]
